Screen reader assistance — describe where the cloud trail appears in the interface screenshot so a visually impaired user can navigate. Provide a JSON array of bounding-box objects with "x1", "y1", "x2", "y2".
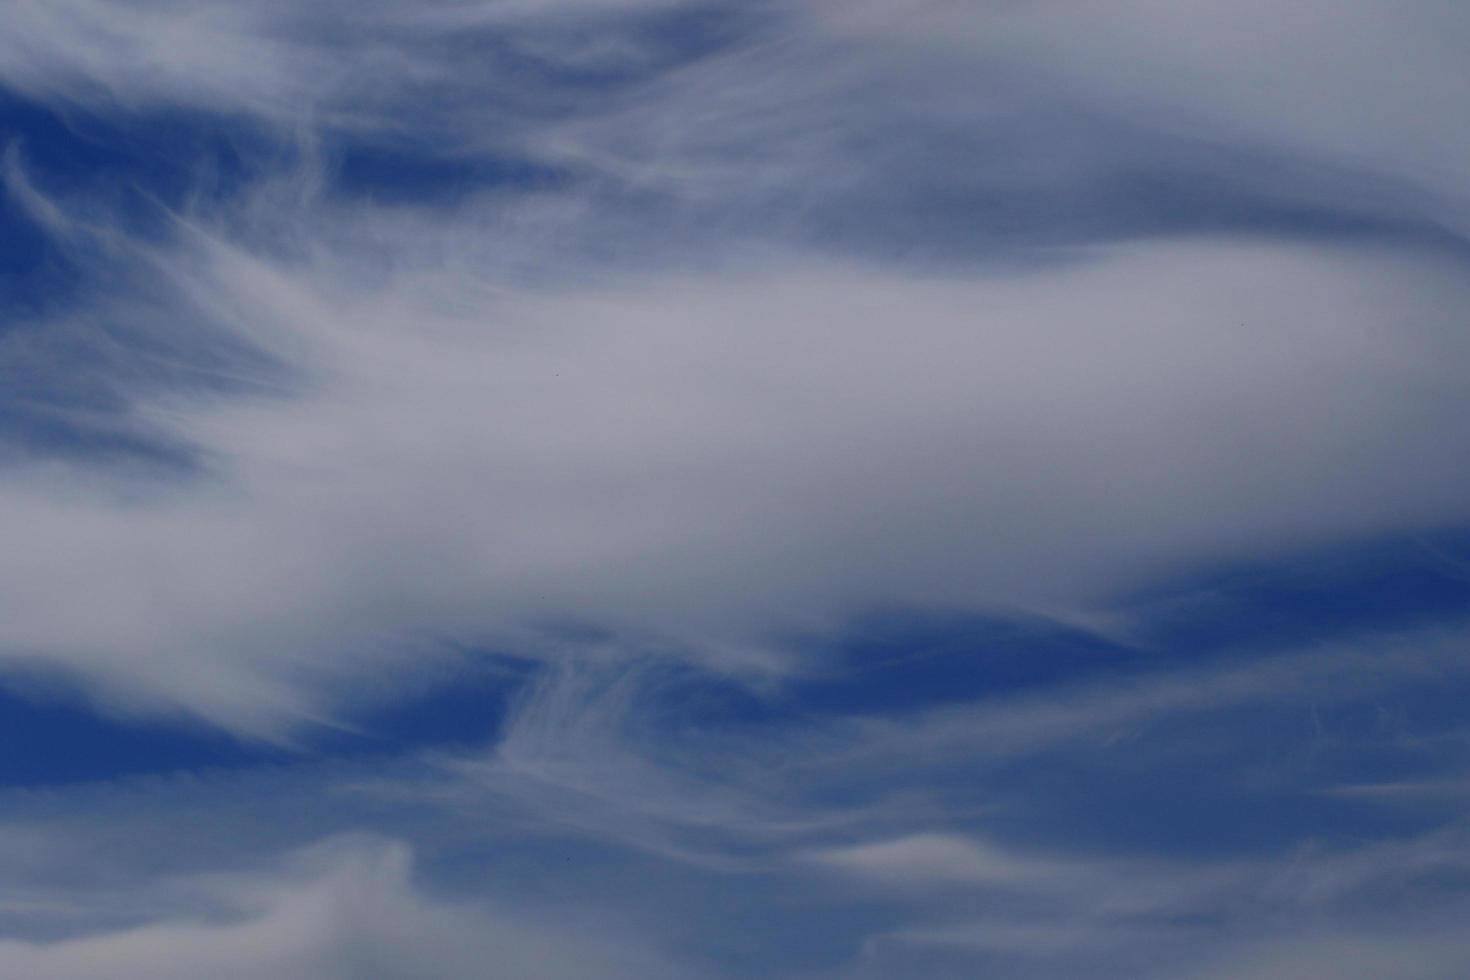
[{"x1": 1, "y1": 1, "x2": 1468, "y2": 976}]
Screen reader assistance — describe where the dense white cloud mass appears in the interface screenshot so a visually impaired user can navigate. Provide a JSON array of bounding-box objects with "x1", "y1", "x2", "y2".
[
  {"x1": 1, "y1": 236, "x2": 1467, "y2": 729},
  {"x1": 1, "y1": 0, "x2": 1468, "y2": 976}
]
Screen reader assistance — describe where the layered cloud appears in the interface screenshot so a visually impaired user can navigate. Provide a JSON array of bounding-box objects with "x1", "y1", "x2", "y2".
[
  {"x1": 1, "y1": 618, "x2": 1469, "y2": 977},
  {"x1": 1, "y1": 1, "x2": 1468, "y2": 977},
  {"x1": 0, "y1": 835, "x2": 692, "y2": 980},
  {"x1": 2, "y1": 226, "x2": 1467, "y2": 730}
]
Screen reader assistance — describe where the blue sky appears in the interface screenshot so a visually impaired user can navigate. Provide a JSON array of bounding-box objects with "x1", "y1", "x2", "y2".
[{"x1": 1, "y1": 1, "x2": 1469, "y2": 977}]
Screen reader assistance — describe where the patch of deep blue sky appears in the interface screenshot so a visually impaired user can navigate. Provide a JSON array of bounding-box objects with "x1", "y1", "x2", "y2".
[{"x1": 0, "y1": 7, "x2": 1468, "y2": 860}]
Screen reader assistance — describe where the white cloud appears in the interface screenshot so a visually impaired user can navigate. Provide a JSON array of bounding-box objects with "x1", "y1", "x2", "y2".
[
  {"x1": 0, "y1": 835, "x2": 693, "y2": 980},
  {"x1": 812, "y1": 0, "x2": 1470, "y2": 229},
  {"x1": 0, "y1": 624, "x2": 1468, "y2": 979},
  {"x1": 2, "y1": 3, "x2": 1469, "y2": 976},
  {"x1": 2, "y1": 0, "x2": 1466, "y2": 739},
  {"x1": 809, "y1": 833, "x2": 1064, "y2": 885},
  {"x1": 2, "y1": 226, "x2": 1468, "y2": 732},
  {"x1": 0, "y1": 0, "x2": 698, "y2": 131}
]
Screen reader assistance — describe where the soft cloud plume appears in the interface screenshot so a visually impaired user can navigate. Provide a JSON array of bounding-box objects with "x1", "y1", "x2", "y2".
[
  {"x1": 1, "y1": 3, "x2": 1469, "y2": 974},
  {"x1": 0, "y1": 835, "x2": 692, "y2": 980},
  {"x1": 2, "y1": 229, "x2": 1468, "y2": 730}
]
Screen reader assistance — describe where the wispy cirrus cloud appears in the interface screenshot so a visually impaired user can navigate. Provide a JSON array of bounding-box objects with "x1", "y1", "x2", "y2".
[
  {"x1": 2, "y1": 1, "x2": 1469, "y2": 976},
  {"x1": 2, "y1": 227, "x2": 1467, "y2": 731},
  {"x1": 0, "y1": 834, "x2": 696, "y2": 980},
  {"x1": 1, "y1": 619, "x2": 1469, "y2": 977}
]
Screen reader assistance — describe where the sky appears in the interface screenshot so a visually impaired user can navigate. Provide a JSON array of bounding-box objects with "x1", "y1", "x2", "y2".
[{"x1": 0, "y1": 1, "x2": 1469, "y2": 976}]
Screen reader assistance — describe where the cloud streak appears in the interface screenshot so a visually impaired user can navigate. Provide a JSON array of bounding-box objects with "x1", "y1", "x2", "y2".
[
  {"x1": 3, "y1": 227, "x2": 1468, "y2": 730},
  {"x1": 2, "y1": 1, "x2": 1469, "y2": 976}
]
